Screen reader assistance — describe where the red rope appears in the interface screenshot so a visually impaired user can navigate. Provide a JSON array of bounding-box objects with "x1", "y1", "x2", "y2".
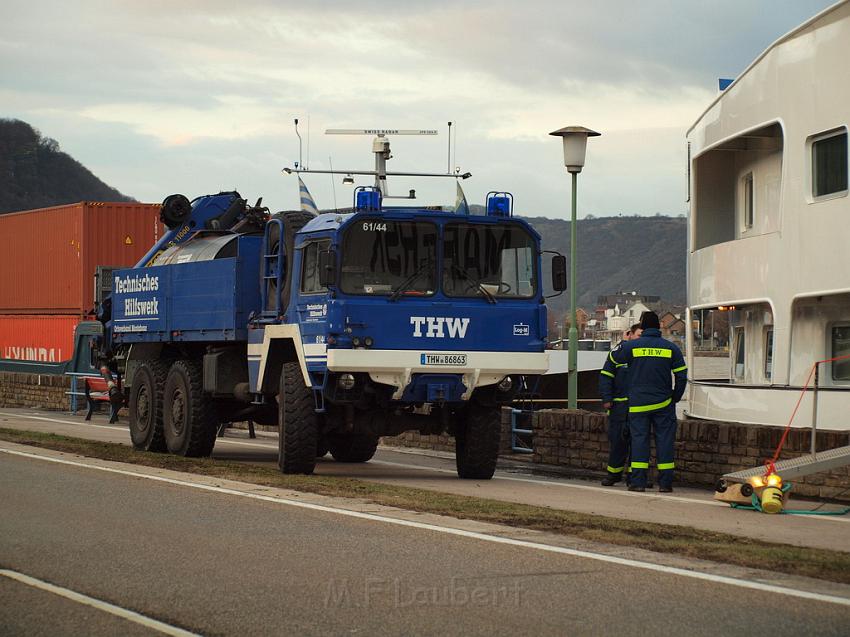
[{"x1": 763, "y1": 353, "x2": 850, "y2": 476}]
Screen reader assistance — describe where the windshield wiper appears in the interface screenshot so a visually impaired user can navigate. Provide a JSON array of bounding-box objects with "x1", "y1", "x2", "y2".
[
  {"x1": 389, "y1": 259, "x2": 433, "y2": 301},
  {"x1": 451, "y1": 264, "x2": 497, "y2": 304}
]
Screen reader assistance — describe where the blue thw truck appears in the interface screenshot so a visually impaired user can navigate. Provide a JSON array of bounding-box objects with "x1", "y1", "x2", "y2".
[{"x1": 99, "y1": 131, "x2": 564, "y2": 478}]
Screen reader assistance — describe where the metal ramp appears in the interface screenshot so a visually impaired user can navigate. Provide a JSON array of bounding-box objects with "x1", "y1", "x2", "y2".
[
  {"x1": 722, "y1": 445, "x2": 850, "y2": 483},
  {"x1": 723, "y1": 357, "x2": 850, "y2": 484}
]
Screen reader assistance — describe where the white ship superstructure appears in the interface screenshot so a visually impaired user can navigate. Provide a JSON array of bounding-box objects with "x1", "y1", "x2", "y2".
[{"x1": 686, "y1": 1, "x2": 850, "y2": 431}]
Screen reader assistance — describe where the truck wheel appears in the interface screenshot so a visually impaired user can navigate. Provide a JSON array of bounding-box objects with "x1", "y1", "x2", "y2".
[
  {"x1": 455, "y1": 405, "x2": 501, "y2": 479},
  {"x1": 128, "y1": 360, "x2": 168, "y2": 452},
  {"x1": 163, "y1": 360, "x2": 218, "y2": 457},
  {"x1": 279, "y1": 362, "x2": 318, "y2": 474},
  {"x1": 327, "y1": 433, "x2": 379, "y2": 463},
  {"x1": 317, "y1": 436, "x2": 329, "y2": 458}
]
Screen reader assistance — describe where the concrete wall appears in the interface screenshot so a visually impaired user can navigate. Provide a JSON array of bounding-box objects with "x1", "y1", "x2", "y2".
[
  {"x1": 0, "y1": 371, "x2": 70, "y2": 411},
  {"x1": 531, "y1": 409, "x2": 850, "y2": 502}
]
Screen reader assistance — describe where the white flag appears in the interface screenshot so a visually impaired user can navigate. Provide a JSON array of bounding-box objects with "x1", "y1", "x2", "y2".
[
  {"x1": 298, "y1": 177, "x2": 319, "y2": 215},
  {"x1": 455, "y1": 181, "x2": 470, "y2": 215}
]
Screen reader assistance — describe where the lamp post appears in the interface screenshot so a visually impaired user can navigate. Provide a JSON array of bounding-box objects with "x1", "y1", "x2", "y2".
[{"x1": 550, "y1": 126, "x2": 600, "y2": 409}]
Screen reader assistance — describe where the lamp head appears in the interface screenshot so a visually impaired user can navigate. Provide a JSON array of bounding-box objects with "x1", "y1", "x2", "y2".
[{"x1": 550, "y1": 126, "x2": 601, "y2": 173}]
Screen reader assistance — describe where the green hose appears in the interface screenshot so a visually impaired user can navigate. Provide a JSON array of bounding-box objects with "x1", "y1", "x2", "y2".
[{"x1": 728, "y1": 483, "x2": 850, "y2": 516}]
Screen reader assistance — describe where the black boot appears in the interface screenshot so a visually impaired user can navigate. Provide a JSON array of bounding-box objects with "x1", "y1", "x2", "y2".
[{"x1": 601, "y1": 475, "x2": 621, "y2": 486}]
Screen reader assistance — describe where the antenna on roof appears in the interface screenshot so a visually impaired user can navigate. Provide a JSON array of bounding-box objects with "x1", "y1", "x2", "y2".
[
  {"x1": 294, "y1": 119, "x2": 302, "y2": 169},
  {"x1": 447, "y1": 121, "x2": 452, "y2": 174},
  {"x1": 282, "y1": 127, "x2": 471, "y2": 198}
]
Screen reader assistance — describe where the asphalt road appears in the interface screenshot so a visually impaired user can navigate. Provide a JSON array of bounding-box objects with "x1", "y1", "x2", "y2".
[
  {"x1": 2, "y1": 409, "x2": 848, "y2": 554},
  {"x1": 2, "y1": 448, "x2": 850, "y2": 636}
]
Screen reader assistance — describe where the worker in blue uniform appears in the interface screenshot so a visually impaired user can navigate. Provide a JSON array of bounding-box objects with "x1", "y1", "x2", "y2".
[
  {"x1": 610, "y1": 311, "x2": 687, "y2": 493},
  {"x1": 598, "y1": 323, "x2": 642, "y2": 486}
]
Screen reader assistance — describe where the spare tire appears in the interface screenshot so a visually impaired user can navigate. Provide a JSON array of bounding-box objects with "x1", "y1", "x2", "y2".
[
  {"x1": 266, "y1": 210, "x2": 316, "y2": 314},
  {"x1": 160, "y1": 194, "x2": 192, "y2": 230}
]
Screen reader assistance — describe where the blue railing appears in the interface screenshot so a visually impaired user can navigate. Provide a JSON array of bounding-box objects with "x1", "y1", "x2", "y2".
[{"x1": 510, "y1": 408, "x2": 533, "y2": 454}]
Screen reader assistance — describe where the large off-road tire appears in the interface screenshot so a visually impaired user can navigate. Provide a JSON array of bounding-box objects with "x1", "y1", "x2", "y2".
[
  {"x1": 455, "y1": 404, "x2": 501, "y2": 479},
  {"x1": 266, "y1": 210, "x2": 316, "y2": 313},
  {"x1": 327, "y1": 432, "x2": 379, "y2": 463},
  {"x1": 317, "y1": 436, "x2": 329, "y2": 458},
  {"x1": 163, "y1": 359, "x2": 218, "y2": 457},
  {"x1": 128, "y1": 360, "x2": 168, "y2": 452},
  {"x1": 278, "y1": 362, "x2": 318, "y2": 474}
]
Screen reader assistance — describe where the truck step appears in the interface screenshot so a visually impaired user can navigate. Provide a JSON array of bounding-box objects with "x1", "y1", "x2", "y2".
[{"x1": 722, "y1": 444, "x2": 850, "y2": 483}]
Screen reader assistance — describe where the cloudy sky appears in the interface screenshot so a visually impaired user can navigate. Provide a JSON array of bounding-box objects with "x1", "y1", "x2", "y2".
[{"x1": 1, "y1": 0, "x2": 837, "y2": 218}]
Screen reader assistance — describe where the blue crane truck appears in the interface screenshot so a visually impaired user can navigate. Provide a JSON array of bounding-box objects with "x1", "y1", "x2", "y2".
[{"x1": 98, "y1": 132, "x2": 565, "y2": 478}]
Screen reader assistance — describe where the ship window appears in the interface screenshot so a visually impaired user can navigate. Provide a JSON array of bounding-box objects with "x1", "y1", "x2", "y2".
[
  {"x1": 832, "y1": 325, "x2": 850, "y2": 382},
  {"x1": 733, "y1": 329, "x2": 745, "y2": 380},
  {"x1": 743, "y1": 173, "x2": 754, "y2": 230},
  {"x1": 764, "y1": 328, "x2": 773, "y2": 381},
  {"x1": 812, "y1": 130, "x2": 848, "y2": 198},
  {"x1": 300, "y1": 240, "x2": 330, "y2": 295}
]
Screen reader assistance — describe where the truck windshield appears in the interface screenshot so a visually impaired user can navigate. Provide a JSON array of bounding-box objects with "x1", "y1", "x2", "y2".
[
  {"x1": 442, "y1": 223, "x2": 536, "y2": 299},
  {"x1": 340, "y1": 219, "x2": 438, "y2": 296}
]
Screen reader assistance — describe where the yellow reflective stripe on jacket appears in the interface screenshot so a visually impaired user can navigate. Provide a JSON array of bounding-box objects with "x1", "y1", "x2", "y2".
[
  {"x1": 607, "y1": 465, "x2": 624, "y2": 473},
  {"x1": 613, "y1": 397, "x2": 628, "y2": 402},
  {"x1": 608, "y1": 352, "x2": 617, "y2": 365},
  {"x1": 631, "y1": 461, "x2": 649, "y2": 469},
  {"x1": 657, "y1": 462, "x2": 675, "y2": 470},
  {"x1": 629, "y1": 397, "x2": 672, "y2": 413},
  {"x1": 600, "y1": 370, "x2": 615, "y2": 379},
  {"x1": 672, "y1": 365, "x2": 687, "y2": 373},
  {"x1": 632, "y1": 347, "x2": 672, "y2": 358}
]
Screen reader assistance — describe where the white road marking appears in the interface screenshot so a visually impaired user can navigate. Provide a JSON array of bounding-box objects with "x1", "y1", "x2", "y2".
[
  {"x1": 0, "y1": 568, "x2": 198, "y2": 636},
  {"x1": 0, "y1": 413, "x2": 130, "y2": 432},
  {"x1": 2, "y1": 446, "x2": 849, "y2": 608},
  {"x1": 3, "y1": 411, "x2": 847, "y2": 521}
]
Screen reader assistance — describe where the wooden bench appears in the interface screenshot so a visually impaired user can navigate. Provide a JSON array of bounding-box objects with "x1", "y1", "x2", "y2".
[{"x1": 83, "y1": 376, "x2": 121, "y2": 424}]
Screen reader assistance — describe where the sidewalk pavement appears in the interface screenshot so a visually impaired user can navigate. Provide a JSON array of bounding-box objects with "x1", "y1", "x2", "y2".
[{"x1": 1, "y1": 407, "x2": 849, "y2": 554}]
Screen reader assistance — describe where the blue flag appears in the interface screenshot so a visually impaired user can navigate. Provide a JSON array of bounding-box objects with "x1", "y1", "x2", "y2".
[
  {"x1": 455, "y1": 181, "x2": 470, "y2": 215},
  {"x1": 298, "y1": 177, "x2": 319, "y2": 215}
]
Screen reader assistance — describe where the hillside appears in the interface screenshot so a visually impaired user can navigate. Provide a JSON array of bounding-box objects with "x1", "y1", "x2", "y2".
[
  {"x1": 522, "y1": 214, "x2": 686, "y2": 316},
  {"x1": 0, "y1": 119, "x2": 133, "y2": 213}
]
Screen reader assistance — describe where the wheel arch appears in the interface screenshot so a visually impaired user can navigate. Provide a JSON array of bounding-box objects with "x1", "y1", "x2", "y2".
[{"x1": 257, "y1": 324, "x2": 311, "y2": 394}]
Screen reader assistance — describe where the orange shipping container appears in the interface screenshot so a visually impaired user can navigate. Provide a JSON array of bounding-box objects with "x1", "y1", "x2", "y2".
[
  {"x1": 0, "y1": 202, "x2": 162, "y2": 314},
  {"x1": 0, "y1": 315, "x2": 81, "y2": 362}
]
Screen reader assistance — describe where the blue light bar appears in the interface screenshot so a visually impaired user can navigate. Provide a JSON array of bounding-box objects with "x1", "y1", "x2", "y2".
[
  {"x1": 355, "y1": 187, "x2": 382, "y2": 211},
  {"x1": 486, "y1": 191, "x2": 513, "y2": 217}
]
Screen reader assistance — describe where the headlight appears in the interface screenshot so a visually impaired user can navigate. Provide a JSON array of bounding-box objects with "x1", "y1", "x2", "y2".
[{"x1": 337, "y1": 373, "x2": 356, "y2": 390}]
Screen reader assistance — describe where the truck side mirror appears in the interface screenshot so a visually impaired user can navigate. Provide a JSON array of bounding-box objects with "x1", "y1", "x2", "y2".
[
  {"x1": 551, "y1": 255, "x2": 567, "y2": 292},
  {"x1": 319, "y1": 249, "x2": 337, "y2": 287}
]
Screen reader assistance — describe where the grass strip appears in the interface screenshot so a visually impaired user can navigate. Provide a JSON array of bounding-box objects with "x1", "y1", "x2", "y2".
[{"x1": 2, "y1": 426, "x2": 849, "y2": 584}]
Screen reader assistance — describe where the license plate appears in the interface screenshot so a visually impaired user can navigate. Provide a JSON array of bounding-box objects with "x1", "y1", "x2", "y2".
[{"x1": 420, "y1": 353, "x2": 467, "y2": 366}]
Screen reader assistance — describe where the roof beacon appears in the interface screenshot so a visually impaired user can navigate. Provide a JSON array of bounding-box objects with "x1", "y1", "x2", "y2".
[
  {"x1": 354, "y1": 186, "x2": 382, "y2": 212},
  {"x1": 486, "y1": 192, "x2": 513, "y2": 217}
]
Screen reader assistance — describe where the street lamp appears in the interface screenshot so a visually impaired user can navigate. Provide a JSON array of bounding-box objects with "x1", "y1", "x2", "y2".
[{"x1": 550, "y1": 126, "x2": 601, "y2": 409}]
